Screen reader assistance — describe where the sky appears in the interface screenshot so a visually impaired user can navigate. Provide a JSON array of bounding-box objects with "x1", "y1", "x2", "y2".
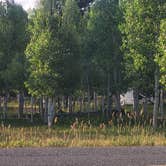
[{"x1": 15, "y1": 0, "x2": 39, "y2": 10}]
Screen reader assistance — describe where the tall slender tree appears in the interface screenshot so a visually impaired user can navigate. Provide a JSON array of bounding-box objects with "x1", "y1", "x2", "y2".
[
  {"x1": 0, "y1": 1, "x2": 28, "y2": 118},
  {"x1": 121, "y1": 0, "x2": 165, "y2": 127},
  {"x1": 84, "y1": 0, "x2": 124, "y2": 120}
]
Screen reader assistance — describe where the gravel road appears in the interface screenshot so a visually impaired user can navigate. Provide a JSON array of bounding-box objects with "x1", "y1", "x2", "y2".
[{"x1": 0, "y1": 146, "x2": 166, "y2": 166}]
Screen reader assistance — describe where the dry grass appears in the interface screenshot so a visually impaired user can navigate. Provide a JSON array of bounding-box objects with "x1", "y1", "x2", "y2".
[{"x1": 0, "y1": 119, "x2": 166, "y2": 148}]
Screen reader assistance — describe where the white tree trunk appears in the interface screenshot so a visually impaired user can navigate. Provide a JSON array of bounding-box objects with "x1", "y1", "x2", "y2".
[
  {"x1": 159, "y1": 89, "x2": 164, "y2": 119},
  {"x1": 48, "y1": 98, "x2": 55, "y2": 128},
  {"x1": 61, "y1": 96, "x2": 65, "y2": 111},
  {"x1": 153, "y1": 67, "x2": 160, "y2": 129}
]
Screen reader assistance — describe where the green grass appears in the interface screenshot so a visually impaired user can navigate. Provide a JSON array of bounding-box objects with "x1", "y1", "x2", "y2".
[{"x1": 0, "y1": 117, "x2": 166, "y2": 148}]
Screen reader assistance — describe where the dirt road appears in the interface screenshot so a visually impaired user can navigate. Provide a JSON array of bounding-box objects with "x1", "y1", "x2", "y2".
[{"x1": 0, "y1": 146, "x2": 166, "y2": 166}]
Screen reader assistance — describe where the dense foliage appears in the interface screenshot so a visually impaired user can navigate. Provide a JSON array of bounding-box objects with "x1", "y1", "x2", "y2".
[{"x1": 0, "y1": 0, "x2": 165, "y2": 128}]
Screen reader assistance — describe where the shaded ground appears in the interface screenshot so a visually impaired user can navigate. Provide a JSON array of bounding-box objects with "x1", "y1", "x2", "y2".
[{"x1": 0, "y1": 146, "x2": 166, "y2": 166}]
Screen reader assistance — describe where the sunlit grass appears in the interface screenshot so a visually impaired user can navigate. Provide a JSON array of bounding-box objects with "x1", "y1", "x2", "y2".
[
  {"x1": 0, "y1": 119, "x2": 165, "y2": 148},
  {"x1": 0, "y1": 101, "x2": 165, "y2": 148}
]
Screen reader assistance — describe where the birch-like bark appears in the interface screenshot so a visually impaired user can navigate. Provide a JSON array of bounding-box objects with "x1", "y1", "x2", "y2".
[
  {"x1": 159, "y1": 89, "x2": 164, "y2": 119},
  {"x1": 153, "y1": 67, "x2": 160, "y2": 129},
  {"x1": 61, "y1": 96, "x2": 65, "y2": 111},
  {"x1": 48, "y1": 98, "x2": 55, "y2": 128}
]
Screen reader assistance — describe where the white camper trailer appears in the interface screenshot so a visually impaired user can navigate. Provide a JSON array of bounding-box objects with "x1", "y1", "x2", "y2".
[{"x1": 120, "y1": 90, "x2": 134, "y2": 105}]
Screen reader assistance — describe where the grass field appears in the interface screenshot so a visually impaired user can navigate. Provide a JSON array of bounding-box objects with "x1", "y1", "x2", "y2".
[
  {"x1": 0, "y1": 116, "x2": 166, "y2": 148},
  {"x1": 0, "y1": 101, "x2": 165, "y2": 148}
]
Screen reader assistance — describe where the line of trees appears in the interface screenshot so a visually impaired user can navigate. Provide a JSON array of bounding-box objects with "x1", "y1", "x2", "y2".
[{"x1": 0, "y1": 0, "x2": 165, "y2": 128}]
